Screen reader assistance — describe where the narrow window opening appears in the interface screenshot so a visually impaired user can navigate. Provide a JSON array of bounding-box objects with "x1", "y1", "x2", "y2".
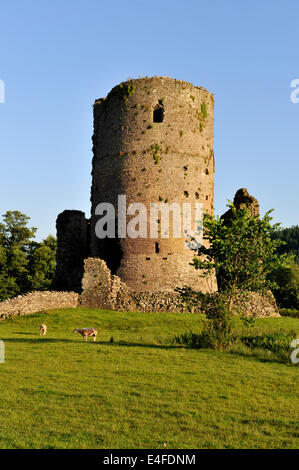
[
  {"x1": 155, "y1": 242, "x2": 160, "y2": 254},
  {"x1": 146, "y1": 257, "x2": 151, "y2": 260},
  {"x1": 153, "y1": 104, "x2": 164, "y2": 123},
  {"x1": 206, "y1": 195, "x2": 209, "y2": 200},
  {"x1": 163, "y1": 257, "x2": 168, "y2": 260}
]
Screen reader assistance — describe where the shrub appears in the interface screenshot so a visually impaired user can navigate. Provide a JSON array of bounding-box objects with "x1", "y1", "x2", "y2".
[
  {"x1": 174, "y1": 293, "x2": 236, "y2": 350},
  {"x1": 279, "y1": 308, "x2": 299, "y2": 318},
  {"x1": 174, "y1": 330, "x2": 208, "y2": 349},
  {"x1": 240, "y1": 331, "x2": 296, "y2": 353},
  {"x1": 229, "y1": 343, "x2": 292, "y2": 364}
]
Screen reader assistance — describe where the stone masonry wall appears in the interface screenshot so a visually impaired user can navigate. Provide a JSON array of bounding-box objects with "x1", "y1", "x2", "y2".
[
  {"x1": 221, "y1": 188, "x2": 260, "y2": 222},
  {"x1": 80, "y1": 258, "x2": 190, "y2": 312},
  {"x1": 55, "y1": 210, "x2": 90, "y2": 292},
  {"x1": 91, "y1": 76, "x2": 217, "y2": 293},
  {"x1": 0, "y1": 260, "x2": 280, "y2": 318},
  {"x1": 79, "y1": 257, "x2": 279, "y2": 317},
  {"x1": 0, "y1": 291, "x2": 79, "y2": 320}
]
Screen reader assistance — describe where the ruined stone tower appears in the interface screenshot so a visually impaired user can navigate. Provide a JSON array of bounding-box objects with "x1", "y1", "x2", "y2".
[
  {"x1": 90, "y1": 76, "x2": 216, "y2": 292},
  {"x1": 51, "y1": 79, "x2": 279, "y2": 316},
  {"x1": 54, "y1": 210, "x2": 89, "y2": 292}
]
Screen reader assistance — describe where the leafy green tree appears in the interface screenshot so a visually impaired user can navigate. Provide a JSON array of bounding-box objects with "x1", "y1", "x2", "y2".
[
  {"x1": 272, "y1": 225, "x2": 299, "y2": 264},
  {"x1": 193, "y1": 202, "x2": 287, "y2": 311},
  {"x1": 0, "y1": 211, "x2": 37, "y2": 247},
  {"x1": 0, "y1": 211, "x2": 56, "y2": 301},
  {"x1": 268, "y1": 258, "x2": 299, "y2": 309},
  {"x1": 28, "y1": 235, "x2": 57, "y2": 291},
  {"x1": 0, "y1": 211, "x2": 36, "y2": 299},
  {"x1": 177, "y1": 203, "x2": 288, "y2": 350}
]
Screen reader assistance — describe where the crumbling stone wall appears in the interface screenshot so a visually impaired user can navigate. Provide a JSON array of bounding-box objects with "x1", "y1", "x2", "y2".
[
  {"x1": 79, "y1": 257, "x2": 279, "y2": 317},
  {"x1": 0, "y1": 291, "x2": 79, "y2": 320},
  {"x1": 0, "y1": 260, "x2": 279, "y2": 318},
  {"x1": 55, "y1": 210, "x2": 90, "y2": 292},
  {"x1": 221, "y1": 188, "x2": 260, "y2": 222},
  {"x1": 79, "y1": 257, "x2": 132, "y2": 310},
  {"x1": 233, "y1": 290, "x2": 280, "y2": 318},
  {"x1": 90, "y1": 76, "x2": 217, "y2": 293},
  {"x1": 80, "y1": 258, "x2": 192, "y2": 312}
]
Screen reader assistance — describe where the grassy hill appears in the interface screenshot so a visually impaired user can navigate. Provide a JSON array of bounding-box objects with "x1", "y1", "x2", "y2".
[{"x1": 0, "y1": 308, "x2": 298, "y2": 449}]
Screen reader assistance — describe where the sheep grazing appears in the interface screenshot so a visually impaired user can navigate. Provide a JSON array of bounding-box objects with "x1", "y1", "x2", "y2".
[
  {"x1": 40, "y1": 324, "x2": 47, "y2": 336},
  {"x1": 73, "y1": 328, "x2": 98, "y2": 342}
]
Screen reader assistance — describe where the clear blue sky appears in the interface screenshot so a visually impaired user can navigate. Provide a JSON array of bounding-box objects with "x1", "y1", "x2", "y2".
[{"x1": 0, "y1": 0, "x2": 298, "y2": 240}]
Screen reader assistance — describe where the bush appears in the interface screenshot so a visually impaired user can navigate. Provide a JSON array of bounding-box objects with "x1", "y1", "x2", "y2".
[
  {"x1": 174, "y1": 293, "x2": 236, "y2": 350},
  {"x1": 174, "y1": 324, "x2": 236, "y2": 350},
  {"x1": 229, "y1": 343, "x2": 293, "y2": 364},
  {"x1": 174, "y1": 330, "x2": 209, "y2": 349},
  {"x1": 240, "y1": 331, "x2": 296, "y2": 353},
  {"x1": 200, "y1": 296, "x2": 235, "y2": 350},
  {"x1": 279, "y1": 308, "x2": 299, "y2": 318}
]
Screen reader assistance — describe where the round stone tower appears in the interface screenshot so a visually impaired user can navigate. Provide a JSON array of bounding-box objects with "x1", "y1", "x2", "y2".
[{"x1": 90, "y1": 76, "x2": 216, "y2": 292}]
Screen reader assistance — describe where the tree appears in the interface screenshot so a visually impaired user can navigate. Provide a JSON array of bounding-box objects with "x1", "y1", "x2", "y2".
[
  {"x1": 0, "y1": 211, "x2": 56, "y2": 301},
  {"x1": 268, "y1": 258, "x2": 299, "y2": 309},
  {"x1": 27, "y1": 235, "x2": 57, "y2": 291},
  {"x1": 272, "y1": 225, "x2": 299, "y2": 264},
  {"x1": 193, "y1": 202, "x2": 287, "y2": 311},
  {"x1": 0, "y1": 211, "x2": 36, "y2": 299},
  {"x1": 176, "y1": 203, "x2": 288, "y2": 350}
]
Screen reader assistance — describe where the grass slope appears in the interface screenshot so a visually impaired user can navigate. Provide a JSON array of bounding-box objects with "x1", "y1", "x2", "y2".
[{"x1": 0, "y1": 308, "x2": 298, "y2": 449}]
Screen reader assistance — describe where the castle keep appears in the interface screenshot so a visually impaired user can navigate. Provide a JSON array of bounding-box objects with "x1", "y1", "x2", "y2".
[
  {"x1": 55, "y1": 76, "x2": 217, "y2": 300},
  {"x1": 0, "y1": 77, "x2": 279, "y2": 318}
]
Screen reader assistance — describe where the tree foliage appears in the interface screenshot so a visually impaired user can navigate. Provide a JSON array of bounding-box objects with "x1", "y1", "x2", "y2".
[
  {"x1": 193, "y1": 202, "x2": 287, "y2": 310},
  {"x1": 268, "y1": 258, "x2": 299, "y2": 309},
  {"x1": 177, "y1": 202, "x2": 288, "y2": 350},
  {"x1": 272, "y1": 225, "x2": 299, "y2": 264},
  {"x1": 0, "y1": 211, "x2": 56, "y2": 301}
]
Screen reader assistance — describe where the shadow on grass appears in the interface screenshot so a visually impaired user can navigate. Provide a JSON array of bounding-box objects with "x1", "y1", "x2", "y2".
[
  {"x1": 3, "y1": 337, "x2": 80, "y2": 344},
  {"x1": 13, "y1": 332, "x2": 37, "y2": 335},
  {"x1": 4, "y1": 333, "x2": 182, "y2": 350},
  {"x1": 97, "y1": 340, "x2": 178, "y2": 350},
  {"x1": 2, "y1": 337, "x2": 179, "y2": 350}
]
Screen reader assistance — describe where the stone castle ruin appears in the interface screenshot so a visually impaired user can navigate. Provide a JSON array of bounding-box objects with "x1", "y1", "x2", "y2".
[
  {"x1": 51, "y1": 76, "x2": 278, "y2": 316},
  {"x1": 55, "y1": 76, "x2": 218, "y2": 304},
  {"x1": 0, "y1": 76, "x2": 279, "y2": 318}
]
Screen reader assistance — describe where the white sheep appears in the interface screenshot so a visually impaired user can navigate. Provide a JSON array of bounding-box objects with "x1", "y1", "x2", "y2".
[{"x1": 40, "y1": 324, "x2": 47, "y2": 336}]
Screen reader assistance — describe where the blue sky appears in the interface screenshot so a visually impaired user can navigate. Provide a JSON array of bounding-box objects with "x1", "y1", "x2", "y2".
[{"x1": 0, "y1": 0, "x2": 298, "y2": 240}]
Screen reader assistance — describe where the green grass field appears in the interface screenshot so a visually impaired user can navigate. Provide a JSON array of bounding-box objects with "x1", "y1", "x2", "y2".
[{"x1": 0, "y1": 308, "x2": 298, "y2": 449}]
